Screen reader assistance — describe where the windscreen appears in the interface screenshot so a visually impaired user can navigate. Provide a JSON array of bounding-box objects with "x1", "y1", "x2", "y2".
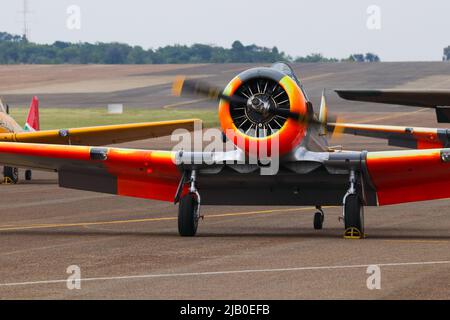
[{"x1": 271, "y1": 62, "x2": 301, "y2": 86}]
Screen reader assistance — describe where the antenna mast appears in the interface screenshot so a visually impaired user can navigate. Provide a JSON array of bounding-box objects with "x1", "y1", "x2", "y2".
[{"x1": 21, "y1": 0, "x2": 31, "y2": 40}]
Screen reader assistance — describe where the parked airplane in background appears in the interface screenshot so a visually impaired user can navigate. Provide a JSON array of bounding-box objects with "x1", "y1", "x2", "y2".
[
  {"x1": 0, "y1": 97, "x2": 39, "y2": 183},
  {"x1": 0, "y1": 97, "x2": 197, "y2": 184},
  {"x1": 0, "y1": 62, "x2": 450, "y2": 239}
]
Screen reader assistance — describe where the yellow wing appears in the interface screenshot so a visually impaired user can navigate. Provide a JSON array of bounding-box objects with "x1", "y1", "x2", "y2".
[
  {"x1": 328, "y1": 122, "x2": 446, "y2": 149},
  {"x1": 0, "y1": 119, "x2": 200, "y2": 146}
]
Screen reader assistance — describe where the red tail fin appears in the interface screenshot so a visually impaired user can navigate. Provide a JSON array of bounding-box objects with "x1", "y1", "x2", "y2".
[{"x1": 25, "y1": 96, "x2": 40, "y2": 131}]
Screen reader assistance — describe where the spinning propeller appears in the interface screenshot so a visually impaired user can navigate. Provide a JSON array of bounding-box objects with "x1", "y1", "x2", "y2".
[{"x1": 172, "y1": 76, "x2": 343, "y2": 137}]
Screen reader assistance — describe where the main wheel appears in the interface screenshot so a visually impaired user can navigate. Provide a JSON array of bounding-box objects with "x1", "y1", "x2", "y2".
[
  {"x1": 178, "y1": 193, "x2": 199, "y2": 236},
  {"x1": 313, "y1": 211, "x2": 324, "y2": 230},
  {"x1": 25, "y1": 170, "x2": 32, "y2": 181},
  {"x1": 3, "y1": 166, "x2": 18, "y2": 184},
  {"x1": 344, "y1": 194, "x2": 363, "y2": 232}
]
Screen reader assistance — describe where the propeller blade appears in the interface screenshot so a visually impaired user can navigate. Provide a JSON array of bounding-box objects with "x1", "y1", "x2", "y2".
[
  {"x1": 172, "y1": 76, "x2": 247, "y2": 105},
  {"x1": 172, "y1": 77, "x2": 340, "y2": 131},
  {"x1": 328, "y1": 117, "x2": 345, "y2": 140}
]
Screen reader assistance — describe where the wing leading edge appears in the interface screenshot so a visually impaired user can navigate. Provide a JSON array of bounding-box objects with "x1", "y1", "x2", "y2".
[
  {"x1": 328, "y1": 122, "x2": 448, "y2": 149},
  {"x1": 0, "y1": 119, "x2": 200, "y2": 146}
]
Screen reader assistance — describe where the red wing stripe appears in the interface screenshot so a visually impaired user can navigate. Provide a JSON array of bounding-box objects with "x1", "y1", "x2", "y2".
[
  {"x1": 366, "y1": 149, "x2": 450, "y2": 205},
  {"x1": 0, "y1": 142, "x2": 182, "y2": 202}
]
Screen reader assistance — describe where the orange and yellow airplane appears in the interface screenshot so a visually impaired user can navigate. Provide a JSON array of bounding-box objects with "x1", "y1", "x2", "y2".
[
  {"x1": 1, "y1": 62, "x2": 450, "y2": 239},
  {"x1": 0, "y1": 96, "x2": 197, "y2": 183}
]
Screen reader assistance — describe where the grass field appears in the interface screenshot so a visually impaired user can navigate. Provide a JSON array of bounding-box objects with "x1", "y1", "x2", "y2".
[{"x1": 9, "y1": 107, "x2": 219, "y2": 130}]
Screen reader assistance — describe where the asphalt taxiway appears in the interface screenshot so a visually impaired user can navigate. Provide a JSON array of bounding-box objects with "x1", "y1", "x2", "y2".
[{"x1": 1, "y1": 63, "x2": 450, "y2": 299}]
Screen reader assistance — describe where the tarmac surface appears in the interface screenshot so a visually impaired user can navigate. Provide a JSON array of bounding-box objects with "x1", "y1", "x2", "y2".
[{"x1": 1, "y1": 63, "x2": 450, "y2": 299}]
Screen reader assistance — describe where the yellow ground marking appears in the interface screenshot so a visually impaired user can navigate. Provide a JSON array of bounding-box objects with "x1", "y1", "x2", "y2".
[{"x1": 0, "y1": 206, "x2": 336, "y2": 232}]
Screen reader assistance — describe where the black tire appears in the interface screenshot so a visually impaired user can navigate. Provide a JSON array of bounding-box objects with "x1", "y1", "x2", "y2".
[
  {"x1": 313, "y1": 212, "x2": 323, "y2": 230},
  {"x1": 344, "y1": 194, "x2": 362, "y2": 231},
  {"x1": 178, "y1": 193, "x2": 199, "y2": 236},
  {"x1": 25, "y1": 170, "x2": 32, "y2": 181},
  {"x1": 3, "y1": 166, "x2": 18, "y2": 184}
]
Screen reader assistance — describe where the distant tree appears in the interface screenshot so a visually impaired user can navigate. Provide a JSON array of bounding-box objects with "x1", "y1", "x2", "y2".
[
  {"x1": 53, "y1": 41, "x2": 71, "y2": 50},
  {"x1": 104, "y1": 43, "x2": 131, "y2": 64},
  {"x1": 444, "y1": 46, "x2": 450, "y2": 61},
  {"x1": 348, "y1": 54, "x2": 365, "y2": 62},
  {"x1": 127, "y1": 46, "x2": 150, "y2": 64},
  {"x1": 345, "y1": 53, "x2": 380, "y2": 62},
  {"x1": 365, "y1": 52, "x2": 380, "y2": 62},
  {"x1": 231, "y1": 40, "x2": 244, "y2": 51},
  {"x1": 295, "y1": 53, "x2": 338, "y2": 63}
]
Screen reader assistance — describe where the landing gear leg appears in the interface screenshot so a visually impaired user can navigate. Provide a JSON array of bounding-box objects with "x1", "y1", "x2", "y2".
[
  {"x1": 3, "y1": 166, "x2": 18, "y2": 184},
  {"x1": 25, "y1": 170, "x2": 32, "y2": 181},
  {"x1": 178, "y1": 170, "x2": 201, "y2": 237},
  {"x1": 343, "y1": 170, "x2": 364, "y2": 239},
  {"x1": 313, "y1": 205, "x2": 324, "y2": 230}
]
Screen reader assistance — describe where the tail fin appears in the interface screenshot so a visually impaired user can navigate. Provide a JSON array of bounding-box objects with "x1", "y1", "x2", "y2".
[{"x1": 24, "y1": 96, "x2": 40, "y2": 131}]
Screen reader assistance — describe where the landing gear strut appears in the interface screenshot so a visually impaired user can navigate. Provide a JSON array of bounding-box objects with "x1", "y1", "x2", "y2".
[
  {"x1": 25, "y1": 170, "x2": 32, "y2": 181},
  {"x1": 343, "y1": 169, "x2": 364, "y2": 239},
  {"x1": 178, "y1": 170, "x2": 201, "y2": 236},
  {"x1": 313, "y1": 205, "x2": 324, "y2": 230},
  {"x1": 3, "y1": 166, "x2": 18, "y2": 184}
]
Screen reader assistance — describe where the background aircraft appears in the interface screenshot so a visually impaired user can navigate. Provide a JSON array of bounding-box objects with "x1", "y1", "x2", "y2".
[
  {"x1": 0, "y1": 62, "x2": 449, "y2": 239},
  {"x1": 0, "y1": 96, "x2": 198, "y2": 184},
  {"x1": 0, "y1": 97, "x2": 39, "y2": 182}
]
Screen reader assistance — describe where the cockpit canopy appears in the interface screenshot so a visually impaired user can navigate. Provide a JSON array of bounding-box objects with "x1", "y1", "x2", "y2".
[{"x1": 271, "y1": 62, "x2": 302, "y2": 87}]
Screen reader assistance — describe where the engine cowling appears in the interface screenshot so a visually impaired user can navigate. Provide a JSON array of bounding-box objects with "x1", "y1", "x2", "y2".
[{"x1": 219, "y1": 67, "x2": 308, "y2": 158}]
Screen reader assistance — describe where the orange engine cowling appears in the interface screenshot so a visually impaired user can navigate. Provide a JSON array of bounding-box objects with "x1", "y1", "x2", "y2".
[{"x1": 219, "y1": 67, "x2": 308, "y2": 158}]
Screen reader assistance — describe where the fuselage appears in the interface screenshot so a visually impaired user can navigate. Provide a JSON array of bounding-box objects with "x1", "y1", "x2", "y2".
[{"x1": 0, "y1": 112, "x2": 23, "y2": 134}]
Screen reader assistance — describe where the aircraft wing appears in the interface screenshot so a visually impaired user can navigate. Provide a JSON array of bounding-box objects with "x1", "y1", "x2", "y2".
[
  {"x1": 335, "y1": 89, "x2": 450, "y2": 123},
  {"x1": 366, "y1": 148, "x2": 450, "y2": 205},
  {"x1": 0, "y1": 119, "x2": 199, "y2": 146},
  {"x1": 0, "y1": 142, "x2": 183, "y2": 202},
  {"x1": 335, "y1": 89, "x2": 450, "y2": 107},
  {"x1": 328, "y1": 122, "x2": 448, "y2": 149},
  {"x1": 0, "y1": 142, "x2": 449, "y2": 207}
]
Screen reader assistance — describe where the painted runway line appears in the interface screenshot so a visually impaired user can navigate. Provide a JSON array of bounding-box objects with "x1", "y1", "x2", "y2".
[{"x1": 0, "y1": 260, "x2": 449, "y2": 287}]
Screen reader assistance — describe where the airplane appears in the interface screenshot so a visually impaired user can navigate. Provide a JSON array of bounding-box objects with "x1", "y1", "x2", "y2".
[
  {"x1": 0, "y1": 96, "x2": 197, "y2": 184},
  {"x1": 0, "y1": 96, "x2": 39, "y2": 183},
  {"x1": 1, "y1": 62, "x2": 450, "y2": 239}
]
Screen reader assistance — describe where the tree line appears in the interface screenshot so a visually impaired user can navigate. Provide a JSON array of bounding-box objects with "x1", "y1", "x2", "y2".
[{"x1": 0, "y1": 32, "x2": 380, "y2": 64}]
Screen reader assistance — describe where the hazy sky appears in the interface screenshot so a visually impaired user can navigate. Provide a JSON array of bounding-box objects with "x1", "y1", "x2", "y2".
[{"x1": 1, "y1": 0, "x2": 450, "y2": 61}]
